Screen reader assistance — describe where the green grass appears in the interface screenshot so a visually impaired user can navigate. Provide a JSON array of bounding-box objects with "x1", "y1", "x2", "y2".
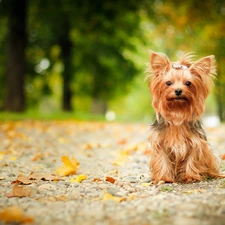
[
  {"x1": 160, "y1": 186, "x2": 175, "y2": 192},
  {"x1": 0, "y1": 108, "x2": 151, "y2": 122},
  {"x1": 0, "y1": 110, "x2": 106, "y2": 121},
  {"x1": 219, "y1": 180, "x2": 225, "y2": 188}
]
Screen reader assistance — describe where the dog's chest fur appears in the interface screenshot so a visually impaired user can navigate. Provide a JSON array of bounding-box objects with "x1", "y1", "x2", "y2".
[{"x1": 150, "y1": 115, "x2": 207, "y2": 161}]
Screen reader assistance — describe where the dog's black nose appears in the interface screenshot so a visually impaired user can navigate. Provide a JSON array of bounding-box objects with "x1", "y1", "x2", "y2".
[{"x1": 175, "y1": 89, "x2": 182, "y2": 96}]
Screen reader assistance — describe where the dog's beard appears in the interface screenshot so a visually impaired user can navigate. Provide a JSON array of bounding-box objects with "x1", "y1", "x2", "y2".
[{"x1": 153, "y1": 94, "x2": 201, "y2": 125}]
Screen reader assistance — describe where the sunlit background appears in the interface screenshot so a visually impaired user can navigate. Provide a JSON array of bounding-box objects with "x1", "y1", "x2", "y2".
[{"x1": 0, "y1": 0, "x2": 225, "y2": 126}]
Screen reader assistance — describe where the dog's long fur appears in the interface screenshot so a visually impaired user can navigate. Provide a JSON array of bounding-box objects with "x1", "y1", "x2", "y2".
[{"x1": 146, "y1": 51, "x2": 220, "y2": 183}]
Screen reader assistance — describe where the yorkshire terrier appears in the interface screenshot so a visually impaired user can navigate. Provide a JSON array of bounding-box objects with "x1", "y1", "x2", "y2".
[{"x1": 146, "y1": 51, "x2": 222, "y2": 183}]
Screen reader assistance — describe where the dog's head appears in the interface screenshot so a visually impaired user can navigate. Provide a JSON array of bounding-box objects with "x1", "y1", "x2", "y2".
[{"x1": 146, "y1": 51, "x2": 216, "y2": 125}]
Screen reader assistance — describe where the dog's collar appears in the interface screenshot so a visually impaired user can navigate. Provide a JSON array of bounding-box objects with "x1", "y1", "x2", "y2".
[{"x1": 172, "y1": 63, "x2": 188, "y2": 70}]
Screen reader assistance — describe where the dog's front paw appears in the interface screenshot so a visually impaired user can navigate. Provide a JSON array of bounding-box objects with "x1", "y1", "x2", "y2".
[
  {"x1": 181, "y1": 174, "x2": 202, "y2": 183},
  {"x1": 152, "y1": 178, "x2": 175, "y2": 184}
]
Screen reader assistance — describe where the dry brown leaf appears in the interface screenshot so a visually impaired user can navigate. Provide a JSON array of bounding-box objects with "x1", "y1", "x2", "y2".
[
  {"x1": 117, "y1": 138, "x2": 127, "y2": 145},
  {"x1": 28, "y1": 172, "x2": 62, "y2": 181},
  {"x1": 105, "y1": 176, "x2": 116, "y2": 184},
  {"x1": 35, "y1": 195, "x2": 67, "y2": 202},
  {"x1": 222, "y1": 154, "x2": 225, "y2": 160},
  {"x1": 32, "y1": 152, "x2": 45, "y2": 161},
  {"x1": 12, "y1": 174, "x2": 33, "y2": 185},
  {"x1": 38, "y1": 184, "x2": 57, "y2": 191},
  {"x1": 55, "y1": 195, "x2": 68, "y2": 201},
  {"x1": 6, "y1": 184, "x2": 31, "y2": 198},
  {"x1": 84, "y1": 143, "x2": 94, "y2": 150},
  {"x1": 93, "y1": 177, "x2": 102, "y2": 182},
  {"x1": 183, "y1": 189, "x2": 205, "y2": 194},
  {"x1": 0, "y1": 206, "x2": 33, "y2": 224},
  {"x1": 143, "y1": 149, "x2": 151, "y2": 155},
  {"x1": 12, "y1": 173, "x2": 62, "y2": 185}
]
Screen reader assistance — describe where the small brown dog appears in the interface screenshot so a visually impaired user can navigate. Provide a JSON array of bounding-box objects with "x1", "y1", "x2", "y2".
[{"x1": 146, "y1": 51, "x2": 221, "y2": 183}]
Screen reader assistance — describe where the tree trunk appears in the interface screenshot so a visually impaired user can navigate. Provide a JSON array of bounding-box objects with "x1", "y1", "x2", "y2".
[
  {"x1": 215, "y1": 74, "x2": 225, "y2": 122},
  {"x1": 59, "y1": 19, "x2": 73, "y2": 112},
  {"x1": 90, "y1": 98, "x2": 108, "y2": 115},
  {"x1": 216, "y1": 91, "x2": 224, "y2": 122},
  {"x1": 4, "y1": 0, "x2": 27, "y2": 111}
]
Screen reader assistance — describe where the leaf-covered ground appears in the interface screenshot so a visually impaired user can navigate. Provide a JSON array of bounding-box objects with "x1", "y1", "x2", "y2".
[{"x1": 0, "y1": 120, "x2": 225, "y2": 225}]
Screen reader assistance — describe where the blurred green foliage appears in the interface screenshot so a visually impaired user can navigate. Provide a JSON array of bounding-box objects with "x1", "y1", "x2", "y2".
[{"x1": 0, "y1": 0, "x2": 225, "y2": 121}]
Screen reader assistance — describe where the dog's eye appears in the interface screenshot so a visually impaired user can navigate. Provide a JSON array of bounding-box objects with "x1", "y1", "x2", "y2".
[
  {"x1": 166, "y1": 81, "x2": 172, "y2": 86},
  {"x1": 185, "y1": 81, "x2": 191, "y2": 86}
]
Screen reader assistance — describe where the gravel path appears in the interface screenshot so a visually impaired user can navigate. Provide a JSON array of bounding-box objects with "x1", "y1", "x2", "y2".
[{"x1": 0, "y1": 121, "x2": 225, "y2": 225}]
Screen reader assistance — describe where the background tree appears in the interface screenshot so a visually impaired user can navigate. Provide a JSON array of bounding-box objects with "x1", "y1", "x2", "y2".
[
  {"x1": 25, "y1": 0, "x2": 148, "y2": 113},
  {"x1": 1, "y1": 0, "x2": 225, "y2": 122},
  {"x1": 142, "y1": 0, "x2": 225, "y2": 121},
  {"x1": 1, "y1": 0, "x2": 28, "y2": 111}
]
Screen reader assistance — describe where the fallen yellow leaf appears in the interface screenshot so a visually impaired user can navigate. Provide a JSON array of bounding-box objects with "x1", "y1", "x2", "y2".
[
  {"x1": 69, "y1": 174, "x2": 86, "y2": 183},
  {"x1": 10, "y1": 156, "x2": 17, "y2": 161},
  {"x1": 0, "y1": 206, "x2": 33, "y2": 224},
  {"x1": 55, "y1": 156, "x2": 80, "y2": 176},
  {"x1": 141, "y1": 183, "x2": 151, "y2": 187},
  {"x1": 113, "y1": 150, "x2": 130, "y2": 166},
  {"x1": 0, "y1": 151, "x2": 4, "y2": 160},
  {"x1": 58, "y1": 138, "x2": 67, "y2": 144},
  {"x1": 103, "y1": 191, "x2": 126, "y2": 202}
]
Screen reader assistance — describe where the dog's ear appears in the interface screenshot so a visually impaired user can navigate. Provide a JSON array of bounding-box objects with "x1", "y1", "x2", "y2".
[
  {"x1": 150, "y1": 51, "x2": 170, "y2": 75},
  {"x1": 190, "y1": 55, "x2": 216, "y2": 78}
]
